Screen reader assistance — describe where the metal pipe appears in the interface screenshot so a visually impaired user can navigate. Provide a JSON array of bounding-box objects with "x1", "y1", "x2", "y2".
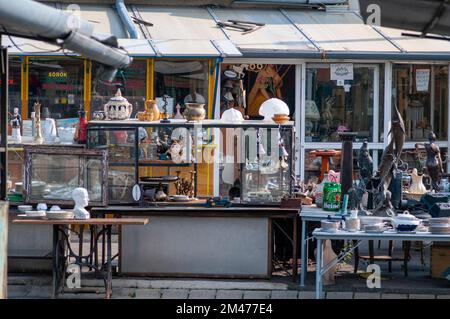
[{"x1": 115, "y1": 0, "x2": 139, "y2": 39}]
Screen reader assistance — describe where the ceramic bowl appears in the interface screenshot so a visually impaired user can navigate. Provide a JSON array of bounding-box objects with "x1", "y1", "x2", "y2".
[
  {"x1": 321, "y1": 220, "x2": 340, "y2": 232},
  {"x1": 345, "y1": 218, "x2": 360, "y2": 232},
  {"x1": 364, "y1": 223, "x2": 384, "y2": 233},
  {"x1": 359, "y1": 216, "x2": 386, "y2": 226}
]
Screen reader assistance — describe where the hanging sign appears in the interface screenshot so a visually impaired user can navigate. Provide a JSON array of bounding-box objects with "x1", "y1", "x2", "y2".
[
  {"x1": 415, "y1": 69, "x2": 430, "y2": 92},
  {"x1": 330, "y1": 63, "x2": 354, "y2": 81}
]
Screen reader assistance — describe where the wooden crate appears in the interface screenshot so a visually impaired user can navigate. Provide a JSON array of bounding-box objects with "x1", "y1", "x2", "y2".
[{"x1": 431, "y1": 245, "x2": 450, "y2": 279}]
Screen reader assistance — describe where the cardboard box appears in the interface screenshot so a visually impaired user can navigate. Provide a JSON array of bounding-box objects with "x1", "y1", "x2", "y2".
[{"x1": 431, "y1": 245, "x2": 450, "y2": 279}]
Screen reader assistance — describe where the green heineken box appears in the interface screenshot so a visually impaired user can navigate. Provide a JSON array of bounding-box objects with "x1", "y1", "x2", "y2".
[{"x1": 323, "y1": 182, "x2": 341, "y2": 212}]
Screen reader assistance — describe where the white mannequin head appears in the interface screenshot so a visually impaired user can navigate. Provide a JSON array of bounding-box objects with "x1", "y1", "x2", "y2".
[
  {"x1": 72, "y1": 187, "x2": 89, "y2": 208},
  {"x1": 13, "y1": 107, "x2": 19, "y2": 115}
]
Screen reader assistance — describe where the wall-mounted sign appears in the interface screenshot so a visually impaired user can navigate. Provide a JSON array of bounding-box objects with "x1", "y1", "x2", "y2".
[
  {"x1": 330, "y1": 63, "x2": 354, "y2": 81},
  {"x1": 48, "y1": 71, "x2": 67, "y2": 78},
  {"x1": 415, "y1": 69, "x2": 430, "y2": 92}
]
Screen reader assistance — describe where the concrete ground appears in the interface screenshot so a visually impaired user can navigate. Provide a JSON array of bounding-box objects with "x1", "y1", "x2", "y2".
[{"x1": 6, "y1": 236, "x2": 450, "y2": 299}]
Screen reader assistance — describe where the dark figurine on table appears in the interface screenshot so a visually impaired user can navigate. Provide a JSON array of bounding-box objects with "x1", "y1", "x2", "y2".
[
  {"x1": 358, "y1": 139, "x2": 373, "y2": 184},
  {"x1": 416, "y1": 131, "x2": 444, "y2": 192}
]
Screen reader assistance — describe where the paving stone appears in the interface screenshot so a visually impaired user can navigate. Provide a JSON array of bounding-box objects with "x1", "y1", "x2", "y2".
[
  {"x1": 381, "y1": 294, "x2": 408, "y2": 299},
  {"x1": 354, "y1": 293, "x2": 381, "y2": 299},
  {"x1": 161, "y1": 289, "x2": 189, "y2": 299},
  {"x1": 7, "y1": 285, "x2": 30, "y2": 298},
  {"x1": 149, "y1": 280, "x2": 287, "y2": 290},
  {"x1": 297, "y1": 291, "x2": 315, "y2": 299},
  {"x1": 112, "y1": 288, "x2": 162, "y2": 299},
  {"x1": 408, "y1": 294, "x2": 435, "y2": 299},
  {"x1": 27, "y1": 285, "x2": 52, "y2": 298},
  {"x1": 271, "y1": 290, "x2": 299, "y2": 299},
  {"x1": 326, "y1": 292, "x2": 353, "y2": 299},
  {"x1": 437, "y1": 295, "x2": 450, "y2": 299},
  {"x1": 188, "y1": 290, "x2": 217, "y2": 299},
  {"x1": 243, "y1": 290, "x2": 271, "y2": 299},
  {"x1": 216, "y1": 290, "x2": 243, "y2": 299}
]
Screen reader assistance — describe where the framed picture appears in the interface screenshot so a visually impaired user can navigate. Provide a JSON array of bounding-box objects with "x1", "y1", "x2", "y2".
[{"x1": 23, "y1": 146, "x2": 108, "y2": 206}]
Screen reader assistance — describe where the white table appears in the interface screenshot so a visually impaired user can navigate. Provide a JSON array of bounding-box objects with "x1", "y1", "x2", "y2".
[
  {"x1": 299, "y1": 206, "x2": 343, "y2": 286},
  {"x1": 312, "y1": 229, "x2": 450, "y2": 299}
]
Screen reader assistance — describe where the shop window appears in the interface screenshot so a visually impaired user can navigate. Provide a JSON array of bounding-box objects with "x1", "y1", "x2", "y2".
[
  {"x1": 305, "y1": 64, "x2": 381, "y2": 143},
  {"x1": 91, "y1": 59, "x2": 147, "y2": 118},
  {"x1": 0, "y1": 57, "x2": 21, "y2": 119},
  {"x1": 304, "y1": 148, "x2": 380, "y2": 184},
  {"x1": 219, "y1": 64, "x2": 295, "y2": 120},
  {"x1": 28, "y1": 58, "x2": 84, "y2": 119},
  {"x1": 154, "y1": 60, "x2": 209, "y2": 118},
  {"x1": 393, "y1": 64, "x2": 448, "y2": 141}
]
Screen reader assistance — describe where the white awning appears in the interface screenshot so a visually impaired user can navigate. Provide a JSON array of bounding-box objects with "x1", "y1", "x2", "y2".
[
  {"x1": 375, "y1": 27, "x2": 450, "y2": 53},
  {"x1": 284, "y1": 11, "x2": 399, "y2": 52},
  {"x1": 134, "y1": 6, "x2": 241, "y2": 57}
]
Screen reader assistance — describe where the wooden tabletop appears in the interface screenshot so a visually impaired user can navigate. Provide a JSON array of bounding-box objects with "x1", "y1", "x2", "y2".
[{"x1": 12, "y1": 218, "x2": 149, "y2": 226}]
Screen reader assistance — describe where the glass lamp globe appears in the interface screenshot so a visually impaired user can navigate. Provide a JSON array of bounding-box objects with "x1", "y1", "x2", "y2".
[{"x1": 259, "y1": 98, "x2": 289, "y2": 121}]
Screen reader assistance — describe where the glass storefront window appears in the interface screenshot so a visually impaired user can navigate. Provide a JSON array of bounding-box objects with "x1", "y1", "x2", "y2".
[
  {"x1": 304, "y1": 149, "x2": 370, "y2": 183},
  {"x1": 219, "y1": 64, "x2": 295, "y2": 120},
  {"x1": 305, "y1": 64, "x2": 381, "y2": 143},
  {"x1": 7, "y1": 57, "x2": 22, "y2": 115},
  {"x1": 392, "y1": 64, "x2": 448, "y2": 141},
  {"x1": 28, "y1": 58, "x2": 84, "y2": 119},
  {"x1": 154, "y1": 60, "x2": 209, "y2": 118},
  {"x1": 91, "y1": 59, "x2": 147, "y2": 118}
]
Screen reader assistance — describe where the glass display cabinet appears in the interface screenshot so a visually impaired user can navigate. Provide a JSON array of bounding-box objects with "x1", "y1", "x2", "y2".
[
  {"x1": 23, "y1": 146, "x2": 108, "y2": 206},
  {"x1": 87, "y1": 120, "x2": 295, "y2": 205}
]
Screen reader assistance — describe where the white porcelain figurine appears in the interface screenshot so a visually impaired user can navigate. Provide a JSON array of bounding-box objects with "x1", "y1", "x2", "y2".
[{"x1": 72, "y1": 187, "x2": 90, "y2": 220}]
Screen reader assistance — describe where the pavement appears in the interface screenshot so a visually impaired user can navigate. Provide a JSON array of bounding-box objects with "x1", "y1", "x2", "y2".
[{"x1": 6, "y1": 235, "x2": 450, "y2": 299}]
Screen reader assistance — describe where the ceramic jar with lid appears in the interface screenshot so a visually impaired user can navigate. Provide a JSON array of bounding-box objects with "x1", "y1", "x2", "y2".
[{"x1": 104, "y1": 89, "x2": 133, "y2": 120}]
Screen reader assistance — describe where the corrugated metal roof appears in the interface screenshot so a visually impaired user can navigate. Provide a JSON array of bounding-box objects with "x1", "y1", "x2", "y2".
[
  {"x1": 135, "y1": 6, "x2": 227, "y2": 40},
  {"x1": 211, "y1": 8, "x2": 318, "y2": 53},
  {"x1": 375, "y1": 27, "x2": 450, "y2": 53},
  {"x1": 117, "y1": 39, "x2": 156, "y2": 56},
  {"x1": 150, "y1": 39, "x2": 230, "y2": 57},
  {"x1": 284, "y1": 11, "x2": 400, "y2": 52},
  {"x1": 61, "y1": 4, "x2": 129, "y2": 39}
]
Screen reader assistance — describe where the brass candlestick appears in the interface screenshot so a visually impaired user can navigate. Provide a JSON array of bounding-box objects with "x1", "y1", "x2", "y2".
[{"x1": 33, "y1": 102, "x2": 44, "y2": 144}]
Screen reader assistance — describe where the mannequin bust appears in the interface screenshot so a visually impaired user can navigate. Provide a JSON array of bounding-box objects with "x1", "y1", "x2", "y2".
[{"x1": 72, "y1": 187, "x2": 90, "y2": 220}]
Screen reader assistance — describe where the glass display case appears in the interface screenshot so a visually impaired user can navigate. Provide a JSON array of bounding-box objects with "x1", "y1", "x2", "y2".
[
  {"x1": 23, "y1": 146, "x2": 108, "y2": 206},
  {"x1": 87, "y1": 120, "x2": 295, "y2": 205}
]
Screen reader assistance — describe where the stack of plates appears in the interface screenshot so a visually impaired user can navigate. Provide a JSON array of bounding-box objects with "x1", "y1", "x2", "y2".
[
  {"x1": 18, "y1": 205, "x2": 33, "y2": 212},
  {"x1": 429, "y1": 217, "x2": 450, "y2": 234},
  {"x1": 46, "y1": 211, "x2": 74, "y2": 220}
]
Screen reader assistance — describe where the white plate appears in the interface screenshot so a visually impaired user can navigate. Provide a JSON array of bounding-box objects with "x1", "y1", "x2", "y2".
[
  {"x1": 24, "y1": 210, "x2": 46, "y2": 217},
  {"x1": 170, "y1": 195, "x2": 190, "y2": 202},
  {"x1": 364, "y1": 229, "x2": 385, "y2": 233},
  {"x1": 18, "y1": 205, "x2": 33, "y2": 212},
  {"x1": 18, "y1": 214, "x2": 46, "y2": 219},
  {"x1": 46, "y1": 211, "x2": 74, "y2": 220}
]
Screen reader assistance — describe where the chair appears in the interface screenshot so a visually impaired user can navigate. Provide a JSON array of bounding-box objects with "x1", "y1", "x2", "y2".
[{"x1": 354, "y1": 240, "x2": 411, "y2": 275}]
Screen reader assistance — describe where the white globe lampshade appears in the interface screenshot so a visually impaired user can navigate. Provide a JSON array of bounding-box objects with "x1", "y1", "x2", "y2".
[
  {"x1": 259, "y1": 98, "x2": 289, "y2": 121},
  {"x1": 221, "y1": 108, "x2": 244, "y2": 122}
]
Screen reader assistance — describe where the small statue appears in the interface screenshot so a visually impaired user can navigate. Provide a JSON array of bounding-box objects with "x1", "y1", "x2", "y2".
[
  {"x1": 416, "y1": 131, "x2": 443, "y2": 192},
  {"x1": 72, "y1": 187, "x2": 90, "y2": 220},
  {"x1": 33, "y1": 102, "x2": 44, "y2": 144},
  {"x1": 10, "y1": 107, "x2": 22, "y2": 127},
  {"x1": 358, "y1": 139, "x2": 373, "y2": 183},
  {"x1": 372, "y1": 189, "x2": 396, "y2": 218}
]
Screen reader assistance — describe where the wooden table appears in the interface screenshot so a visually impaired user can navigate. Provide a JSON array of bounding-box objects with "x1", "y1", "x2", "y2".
[{"x1": 13, "y1": 218, "x2": 149, "y2": 299}]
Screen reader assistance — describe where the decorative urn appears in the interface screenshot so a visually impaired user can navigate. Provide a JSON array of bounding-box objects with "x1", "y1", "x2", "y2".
[
  {"x1": 183, "y1": 103, "x2": 206, "y2": 121},
  {"x1": 104, "y1": 89, "x2": 133, "y2": 120}
]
